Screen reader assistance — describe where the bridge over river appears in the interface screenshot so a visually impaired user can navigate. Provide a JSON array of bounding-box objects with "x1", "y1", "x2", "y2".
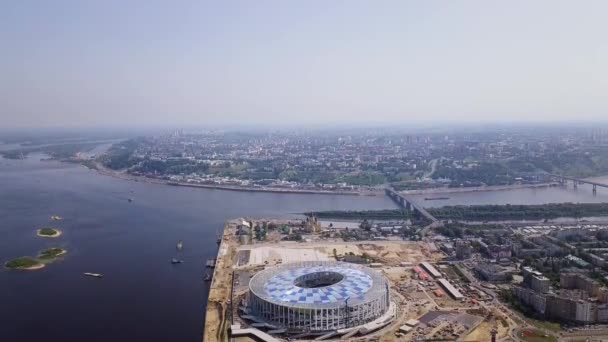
[
  {"x1": 384, "y1": 188, "x2": 443, "y2": 235},
  {"x1": 550, "y1": 174, "x2": 608, "y2": 194}
]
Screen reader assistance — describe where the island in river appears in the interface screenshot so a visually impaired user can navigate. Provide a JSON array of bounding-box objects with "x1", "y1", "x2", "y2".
[
  {"x1": 38, "y1": 248, "x2": 67, "y2": 260},
  {"x1": 37, "y1": 227, "x2": 62, "y2": 237},
  {"x1": 4, "y1": 257, "x2": 45, "y2": 270}
]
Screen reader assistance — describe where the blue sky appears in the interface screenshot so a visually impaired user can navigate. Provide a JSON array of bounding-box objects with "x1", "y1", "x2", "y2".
[{"x1": 2, "y1": 1, "x2": 608, "y2": 127}]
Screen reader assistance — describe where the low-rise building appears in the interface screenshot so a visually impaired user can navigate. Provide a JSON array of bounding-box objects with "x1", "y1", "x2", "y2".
[
  {"x1": 474, "y1": 263, "x2": 511, "y2": 282},
  {"x1": 455, "y1": 240, "x2": 472, "y2": 259}
]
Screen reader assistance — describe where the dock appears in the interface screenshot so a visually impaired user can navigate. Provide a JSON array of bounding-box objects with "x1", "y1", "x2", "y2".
[{"x1": 206, "y1": 258, "x2": 216, "y2": 268}]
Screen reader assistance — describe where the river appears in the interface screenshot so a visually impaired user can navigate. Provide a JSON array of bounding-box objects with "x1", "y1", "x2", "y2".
[
  {"x1": 0, "y1": 155, "x2": 394, "y2": 342},
  {"x1": 409, "y1": 180, "x2": 608, "y2": 208},
  {"x1": 2, "y1": 155, "x2": 608, "y2": 342}
]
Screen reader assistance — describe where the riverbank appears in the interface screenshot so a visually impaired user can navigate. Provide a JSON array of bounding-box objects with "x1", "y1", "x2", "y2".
[
  {"x1": 88, "y1": 161, "x2": 564, "y2": 197},
  {"x1": 460, "y1": 217, "x2": 608, "y2": 226},
  {"x1": 402, "y1": 182, "x2": 558, "y2": 195},
  {"x1": 90, "y1": 161, "x2": 380, "y2": 196},
  {"x1": 428, "y1": 202, "x2": 608, "y2": 221},
  {"x1": 203, "y1": 221, "x2": 235, "y2": 342}
]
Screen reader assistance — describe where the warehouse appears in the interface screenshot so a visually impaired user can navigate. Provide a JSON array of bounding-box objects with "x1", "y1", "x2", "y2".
[
  {"x1": 437, "y1": 278, "x2": 464, "y2": 300},
  {"x1": 420, "y1": 262, "x2": 442, "y2": 278}
]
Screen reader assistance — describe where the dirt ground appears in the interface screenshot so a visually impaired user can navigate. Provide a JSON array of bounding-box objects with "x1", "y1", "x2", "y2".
[
  {"x1": 239, "y1": 240, "x2": 435, "y2": 267},
  {"x1": 383, "y1": 266, "x2": 411, "y2": 283},
  {"x1": 462, "y1": 321, "x2": 508, "y2": 342}
]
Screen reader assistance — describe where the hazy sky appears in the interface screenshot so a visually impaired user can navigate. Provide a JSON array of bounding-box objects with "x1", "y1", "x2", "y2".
[{"x1": 2, "y1": 1, "x2": 608, "y2": 128}]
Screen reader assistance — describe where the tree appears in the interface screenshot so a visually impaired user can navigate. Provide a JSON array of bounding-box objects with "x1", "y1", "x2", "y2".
[{"x1": 360, "y1": 219, "x2": 372, "y2": 231}]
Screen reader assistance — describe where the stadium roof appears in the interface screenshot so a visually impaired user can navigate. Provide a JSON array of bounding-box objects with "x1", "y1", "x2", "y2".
[{"x1": 249, "y1": 261, "x2": 388, "y2": 309}]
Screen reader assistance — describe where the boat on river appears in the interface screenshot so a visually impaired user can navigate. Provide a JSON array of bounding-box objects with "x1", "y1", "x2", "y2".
[{"x1": 83, "y1": 272, "x2": 103, "y2": 278}]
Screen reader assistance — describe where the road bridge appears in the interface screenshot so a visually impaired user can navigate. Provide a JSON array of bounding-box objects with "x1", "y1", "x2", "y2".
[
  {"x1": 384, "y1": 188, "x2": 439, "y2": 224},
  {"x1": 550, "y1": 174, "x2": 608, "y2": 194}
]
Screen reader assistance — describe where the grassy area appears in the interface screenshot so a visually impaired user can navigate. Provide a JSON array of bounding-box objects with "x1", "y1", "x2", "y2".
[
  {"x1": 4, "y1": 257, "x2": 42, "y2": 269},
  {"x1": 520, "y1": 329, "x2": 557, "y2": 342},
  {"x1": 528, "y1": 318, "x2": 562, "y2": 333},
  {"x1": 450, "y1": 264, "x2": 471, "y2": 284},
  {"x1": 38, "y1": 227, "x2": 60, "y2": 236},
  {"x1": 429, "y1": 202, "x2": 608, "y2": 221},
  {"x1": 38, "y1": 248, "x2": 66, "y2": 260}
]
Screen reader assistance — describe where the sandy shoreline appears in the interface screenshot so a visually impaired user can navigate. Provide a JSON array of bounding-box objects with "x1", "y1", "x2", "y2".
[
  {"x1": 39, "y1": 249, "x2": 67, "y2": 259},
  {"x1": 4, "y1": 259, "x2": 46, "y2": 271},
  {"x1": 19, "y1": 263, "x2": 46, "y2": 270}
]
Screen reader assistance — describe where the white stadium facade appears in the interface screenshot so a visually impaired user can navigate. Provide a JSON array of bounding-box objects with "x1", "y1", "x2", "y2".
[{"x1": 247, "y1": 261, "x2": 391, "y2": 332}]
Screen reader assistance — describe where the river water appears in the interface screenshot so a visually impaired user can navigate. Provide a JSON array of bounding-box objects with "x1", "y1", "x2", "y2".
[
  {"x1": 409, "y1": 179, "x2": 608, "y2": 208},
  {"x1": 0, "y1": 155, "x2": 394, "y2": 342},
  {"x1": 2, "y1": 155, "x2": 607, "y2": 342}
]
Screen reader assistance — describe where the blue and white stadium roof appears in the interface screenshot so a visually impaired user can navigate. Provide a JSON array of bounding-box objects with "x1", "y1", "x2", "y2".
[{"x1": 249, "y1": 261, "x2": 388, "y2": 309}]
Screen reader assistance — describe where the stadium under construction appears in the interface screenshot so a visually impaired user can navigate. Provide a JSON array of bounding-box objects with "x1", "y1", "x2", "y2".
[{"x1": 246, "y1": 261, "x2": 392, "y2": 334}]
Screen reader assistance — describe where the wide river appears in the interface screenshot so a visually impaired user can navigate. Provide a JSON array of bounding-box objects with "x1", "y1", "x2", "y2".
[
  {"x1": 0, "y1": 155, "x2": 394, "y2": 342},
  {"x1": 2, "y1": 155, "x2": 608, "y2": 342}
]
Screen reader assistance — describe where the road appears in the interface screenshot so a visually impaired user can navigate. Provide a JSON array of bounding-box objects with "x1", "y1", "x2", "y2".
[{"x1": 423, "y1": 158, "x2": 439, "y2": 179}]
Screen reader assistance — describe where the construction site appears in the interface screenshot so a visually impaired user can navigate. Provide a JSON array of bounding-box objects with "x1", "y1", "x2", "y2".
[{"x1": 203, "y1": 218, "x2": 517, "y2": 342}]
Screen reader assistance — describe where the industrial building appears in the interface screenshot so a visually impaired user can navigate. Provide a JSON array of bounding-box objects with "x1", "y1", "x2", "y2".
[
  {"x1": 437, "y1": 278, "x2": 464, "y2": 300},
  {"x1": 413, "y1": 266, "x2": 430, "y2": 281},
  {"x1": 247, "y1": 261, "x2": 391, "y2": 332},
  {"x1": 420, "y1": 262, "x2": 441, "y2": 278}
]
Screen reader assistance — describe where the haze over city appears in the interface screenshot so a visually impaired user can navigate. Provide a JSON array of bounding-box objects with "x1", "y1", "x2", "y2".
[
  {"x1": 3, "y1": 0, "x2": 608, "y2": 128},
  {"x1": 6, "y1": 2, "x2": 608, "y2": 342}
]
